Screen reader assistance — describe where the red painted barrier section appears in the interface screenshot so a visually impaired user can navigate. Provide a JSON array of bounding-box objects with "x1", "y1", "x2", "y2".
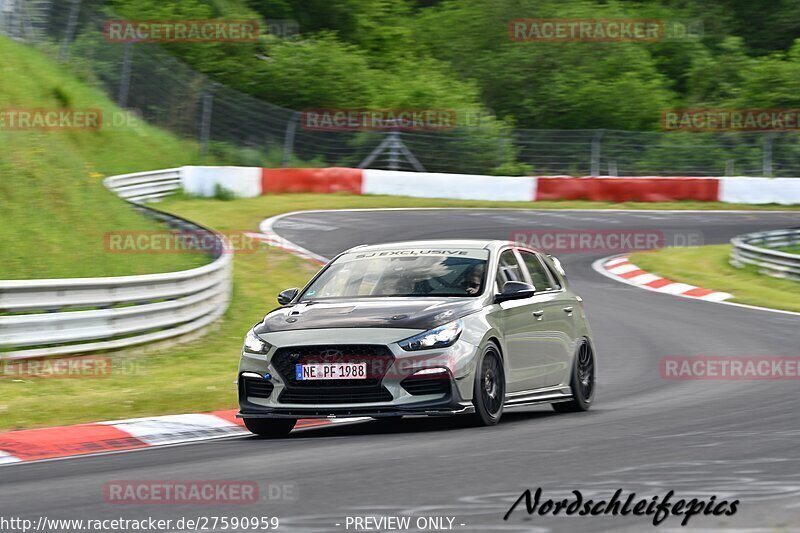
[
  {"x1": 536, "y1": 177, "x2": 720, "y2": 202},
  {"x1": 258, "y1": 168, "x2": 724, "y2": 202},
  {"x1": 261, "y1": 167, "x2": 363, "y2": 194}
]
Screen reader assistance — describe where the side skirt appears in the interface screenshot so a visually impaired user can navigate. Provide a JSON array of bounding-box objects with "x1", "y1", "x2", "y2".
[{"x1": 503, "y1": 386, "x2": 573, "y2": 408}]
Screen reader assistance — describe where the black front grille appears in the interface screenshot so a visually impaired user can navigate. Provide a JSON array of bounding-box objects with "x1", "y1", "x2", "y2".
[
  {"x1": 401, "y1": 375, "x2": 451, "y2": 396},
  {"x1": 241, "y1": 376, "x2": 274, "y2": 399},
  {"x1": 280, "y1": 387, "x2": 393, "y2": 404},
  {"x1": 272, "y1": 345, "x2": 395, "y2": 405}
]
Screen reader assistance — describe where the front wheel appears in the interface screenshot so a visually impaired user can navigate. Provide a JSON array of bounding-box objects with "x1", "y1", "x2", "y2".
[
  {"x1": 471, "y1": 343, "x2": 505, "y2": 426},
  {"x1": 553, "y1": 340, "x2": 595, "y2": 413},
  {"x1": 243, "y1": 417, "x2": 296, "y2": 437}
]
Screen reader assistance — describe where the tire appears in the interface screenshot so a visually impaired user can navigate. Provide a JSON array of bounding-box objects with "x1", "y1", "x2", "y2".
[
  {"x1": 243, "y1": 417, "x2": 296, "y2": 437},
  {"x1": 471, "y1": 343, "x2": 505, "y2": 426},
  {"x1": 553, "y1": 340, "x2": 595, "y2": 413}
]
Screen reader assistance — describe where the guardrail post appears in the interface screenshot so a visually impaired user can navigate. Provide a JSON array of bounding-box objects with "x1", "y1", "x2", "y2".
[
  {"x1": 282, "y1": 111, "x2": 300, "y2": 167},
  {"x1": 388, "y1": 131, "x2": 400, "y2": 170},
  {"x1": 725, "y1": 159, "x2": 734, "y2": 176},
  {"x1": 117, "y1": 41, "x2": 133, "y2": 108},
  {"x1": 591, "y1": 130, "x2": 604, "y2": 176},
  {"x1": 58, "y1": 0, "x2": 81, "y2": 63},
  {"x1": 199, "y1": 84, "x2": 216, "y2": 155},
  {"x1": 762, "y1": 133, "x2": 773, "y2": 177},
  {"x1": 496, "y1": 137, "x2": 505, "y2": 168}
]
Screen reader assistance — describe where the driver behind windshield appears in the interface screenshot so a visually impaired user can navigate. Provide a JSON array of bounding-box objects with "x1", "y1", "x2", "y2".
[
  {"x1": 302, "y1": 252, "x2": 490, "y2": 300},
  {"x1": 374, "y1": 259, "x2": 485, "y2": 296},
  {"x1": 461, "y1": 262, "x2": 485, "y2": 295}
]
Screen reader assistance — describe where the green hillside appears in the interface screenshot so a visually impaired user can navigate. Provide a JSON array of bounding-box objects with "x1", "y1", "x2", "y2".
[{"x1": 0, "y1": 36, "x2": 209, "y2": 279}]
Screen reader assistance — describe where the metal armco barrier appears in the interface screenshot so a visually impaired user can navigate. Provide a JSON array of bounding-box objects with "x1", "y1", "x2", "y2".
[
  {"x1": 730, "y1": 229, "x2": 800, "y2": 281},
  {"x1": 104, "y1": 168, "x2": 183, "y2": 203},
  {"x1": 0, "y1": 168, "x2": 232, "y2": 360}
]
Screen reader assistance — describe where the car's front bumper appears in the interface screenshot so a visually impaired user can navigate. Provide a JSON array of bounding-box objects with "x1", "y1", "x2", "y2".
[
  {"x1": 237, "y1": 399, "x2": 475, "y2": 419},
  {"x1": 236, "y1": 327, "x2": 481, "y2": 420}
]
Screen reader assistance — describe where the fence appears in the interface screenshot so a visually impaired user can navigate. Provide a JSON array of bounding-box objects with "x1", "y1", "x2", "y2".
[
  {"x1": 730, "y1": 229, "x2": 800, "y2": 281},
  {"x1": 2, "y1": 0, "x2": 800, "y2": 177},
  {"x1": 0, "y1": 169, "x2": 232, "y2": 360}
]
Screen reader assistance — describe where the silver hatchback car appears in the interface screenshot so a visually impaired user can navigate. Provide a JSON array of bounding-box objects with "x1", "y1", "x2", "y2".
[{"x1": 237, "y1": 240, "x2": 596, "y2": 437}]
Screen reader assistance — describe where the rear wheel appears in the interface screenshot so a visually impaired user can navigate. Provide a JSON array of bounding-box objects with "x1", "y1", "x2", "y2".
[
  {"x1": 472, "y1": 344, "x2": 505, "y2": 426},
  {"x1": 243, "y1": 417, "x2": 296, "y2": 437},
  {"x1": 553, "y1": 340, "x2": 595, "y2": 413}
]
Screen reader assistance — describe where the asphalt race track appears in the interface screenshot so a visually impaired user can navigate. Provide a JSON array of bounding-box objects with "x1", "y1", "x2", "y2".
[{"x1": 2, "y1": 209, "x2": 800, "y2": 533}]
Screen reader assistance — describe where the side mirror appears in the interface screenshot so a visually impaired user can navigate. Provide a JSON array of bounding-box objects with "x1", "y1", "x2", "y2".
[
  {"x1": 495, "y1": 281, "x2": 536, "y2": 303},
  {"x1": 277, "y1": 288, "x2": 299, "y2": 305}
]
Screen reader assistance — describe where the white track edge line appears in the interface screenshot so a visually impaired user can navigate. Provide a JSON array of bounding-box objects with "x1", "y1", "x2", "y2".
[
  {"x1": 592, "y1": 254, "x2": 800, "y2": 317},
  {"x1": 259, "y1": 212, "x2": 331, "y2": 263}
]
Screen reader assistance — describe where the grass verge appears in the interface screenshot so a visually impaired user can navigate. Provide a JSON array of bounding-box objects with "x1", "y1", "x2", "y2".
[
  {"x1": 0, "y1": 36, "x2": 210, "y2": 279},
  {"x1": 630, "y1": 245, "x2": 800, "y2": 313}
]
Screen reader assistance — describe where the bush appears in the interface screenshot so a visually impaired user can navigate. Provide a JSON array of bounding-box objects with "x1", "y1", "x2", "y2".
[{"x1": 213, "y1": 183, "x2": 236, "y2": 201}]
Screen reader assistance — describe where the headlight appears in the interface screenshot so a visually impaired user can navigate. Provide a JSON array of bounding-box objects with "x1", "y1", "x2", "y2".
[
  {"x1": 243, "y1": 330, "x2": 270, "y2": 354},
  {"x1": 399, "y1": 320, "x2": 463, "y2": 351}
]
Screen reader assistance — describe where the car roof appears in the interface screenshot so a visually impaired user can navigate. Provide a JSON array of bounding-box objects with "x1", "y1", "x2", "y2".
[{"x1": 344, "y1": 239, "x2": 518, "y2": 253}]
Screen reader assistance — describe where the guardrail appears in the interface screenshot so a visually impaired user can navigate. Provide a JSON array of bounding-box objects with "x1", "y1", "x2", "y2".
[
  {"x1": 104, "y1": 168, "x2": 183, "y2": 203},
  {"x1": 0, "y1": 168, "x2": 232, "y2": 360},
  {"x1": 730, "y1": 229, "x2": 800, "y2": 282}
]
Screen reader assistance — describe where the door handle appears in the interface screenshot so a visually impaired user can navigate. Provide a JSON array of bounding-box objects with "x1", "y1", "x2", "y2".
[
  {"x1": 563, "y1": 306, "x2": 574, "y2": 314},
  {"x1": 532, "y1": 310, "x2": 544, "y2": 320}
]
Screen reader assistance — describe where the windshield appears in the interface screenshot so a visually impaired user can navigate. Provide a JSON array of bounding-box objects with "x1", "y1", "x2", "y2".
[{"x1": 300, "y1": 249, "x2": 489, "y2": 300}]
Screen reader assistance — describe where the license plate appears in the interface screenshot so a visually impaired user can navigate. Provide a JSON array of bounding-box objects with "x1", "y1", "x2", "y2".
[{"x1": 295, "y1": 363, "x2": 367, "y2": 380}]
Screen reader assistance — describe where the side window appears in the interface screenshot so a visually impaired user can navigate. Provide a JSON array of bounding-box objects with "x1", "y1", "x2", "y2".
[
  {"x1": 519, "y1": 251, "x2": 554, "y2": 292},
  {"x1": 496, "y1": 249, "x2": 524, "y2": 291}
]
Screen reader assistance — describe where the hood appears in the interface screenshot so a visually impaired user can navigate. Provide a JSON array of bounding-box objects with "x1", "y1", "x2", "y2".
[{"x1": 253, "y1": 297, "x2": 484, "y2": 334}]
